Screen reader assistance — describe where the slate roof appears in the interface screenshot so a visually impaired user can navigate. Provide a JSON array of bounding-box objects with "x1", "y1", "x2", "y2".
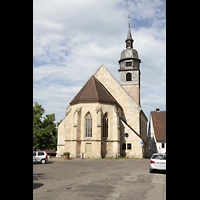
[
  {"x1": 151, "y1": 111, "x2": 166, "y2": 142},
  {"x1": 70, "y1": 75, "x2": 118, "y2": 105}
]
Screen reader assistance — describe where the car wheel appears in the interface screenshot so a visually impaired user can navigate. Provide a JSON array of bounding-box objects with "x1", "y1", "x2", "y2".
[
  {"x1": 41, "y1": 159, "x2": 46, "y2": 164},
  {"x1": 149, "y1": 168, "x2": 153, "y2": 173}
]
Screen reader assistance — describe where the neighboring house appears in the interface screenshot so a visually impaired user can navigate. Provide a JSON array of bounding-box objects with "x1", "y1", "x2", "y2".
[
  {"x1": 147, "y1": 109, "x2": 166, "y2": 158},
  {"x1": 33, "y1": 148, "x2": 57, "y2": 156},
  {"x1": 56, "y1": 22, "x2": 148, "y2": 159}
]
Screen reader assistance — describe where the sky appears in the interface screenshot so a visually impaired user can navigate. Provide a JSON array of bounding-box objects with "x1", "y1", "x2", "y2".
[{"x1": 33, "y1": 0, "x2": 166, "y2": 125}]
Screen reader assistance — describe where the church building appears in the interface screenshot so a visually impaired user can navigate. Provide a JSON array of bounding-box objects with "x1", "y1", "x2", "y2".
[{"x1": 56, "y1": 23, "x2": 148, "y2": 158}]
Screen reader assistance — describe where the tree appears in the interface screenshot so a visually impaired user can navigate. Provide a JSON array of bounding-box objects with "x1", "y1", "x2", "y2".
[
  {"x1": 57, "y1": 119, "x2": 63, "y2": 127},
  {"x1": 33, "y1": 102, "x2": 57, "y2": 150}
]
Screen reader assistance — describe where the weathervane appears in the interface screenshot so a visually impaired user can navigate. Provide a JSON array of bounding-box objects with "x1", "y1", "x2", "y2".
[{"x1": 127, "y1": 12, "x2": 131, "y2": 28}]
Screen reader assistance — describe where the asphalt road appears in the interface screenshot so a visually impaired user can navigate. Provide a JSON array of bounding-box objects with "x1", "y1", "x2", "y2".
[{"x1": 33, "y1": 157, "x2": 166, "y2": 200}]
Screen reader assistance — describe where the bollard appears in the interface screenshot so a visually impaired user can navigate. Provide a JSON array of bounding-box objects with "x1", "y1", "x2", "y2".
[
  {"x1": 116, "y1": 153, "x2": 117, "y2": 159},
  {"x1": 82, "y1": 153, "x2": 84, "y2": 159}
]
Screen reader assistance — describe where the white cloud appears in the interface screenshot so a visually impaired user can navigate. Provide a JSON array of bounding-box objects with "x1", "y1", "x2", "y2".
[
  {"x1": 33, "y1": 0, "x2": 166, "y2": 123},
  {"x1": 126, "y1": 0, "x2": 165, "y2": 21},
  {"x1": 33, "y1": 82, "x2": 82, "y2": 122}
]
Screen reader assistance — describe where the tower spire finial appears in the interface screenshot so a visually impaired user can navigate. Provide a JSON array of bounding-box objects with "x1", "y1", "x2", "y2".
[{"x1": 127, "y1": 12, "x2": 131, "y2": 28}]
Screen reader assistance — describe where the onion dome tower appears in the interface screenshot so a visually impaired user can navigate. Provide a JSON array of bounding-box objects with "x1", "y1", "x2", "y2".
[{"x1": 118, "y1": 22, "x2": 141, "y2": 105}]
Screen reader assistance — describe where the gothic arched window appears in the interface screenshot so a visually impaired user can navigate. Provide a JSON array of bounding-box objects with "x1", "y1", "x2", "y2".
[
  {"x1": 86, "y1": 113, "x2": 92, "y2": 137},
  {"x1": 126, "y1": 73, "x2": 132, "y2": 81},
  {"x1": 103, "y1": 113, "x2": 108, "y2": 138}
]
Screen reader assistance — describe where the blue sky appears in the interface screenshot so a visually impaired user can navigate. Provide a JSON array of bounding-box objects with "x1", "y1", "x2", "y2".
[{"x1": 33, "y1": 0, "x2": 166, "y2": 124}]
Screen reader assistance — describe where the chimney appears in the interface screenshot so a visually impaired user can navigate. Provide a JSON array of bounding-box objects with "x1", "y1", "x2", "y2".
[{"x1": 156, "y1": 108, "x2": 160, "y2": 112}]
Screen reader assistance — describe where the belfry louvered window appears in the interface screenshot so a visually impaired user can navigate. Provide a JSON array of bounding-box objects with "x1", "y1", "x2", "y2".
[
  {"x1": 103, "y1": 113, "x2": 108, "y2": 138},
  {"x1": 126, "y1": 62, "x2": 132, "y2": 66},
  {"x1": 86, "y1": 113, "x2": 92, "y2": 137}
]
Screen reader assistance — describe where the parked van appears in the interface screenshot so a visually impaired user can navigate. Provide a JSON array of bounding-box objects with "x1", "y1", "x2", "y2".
[{"x1": 33, "y1": 151, "x2": 48, "y2": 164}]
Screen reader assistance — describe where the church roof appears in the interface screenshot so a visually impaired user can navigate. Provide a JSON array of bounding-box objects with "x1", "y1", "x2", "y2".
[
  {"x1": 70, "y1": 75, "x2": 118, "y2": 105},
  {"x1": 151, "y1": 111, "x2": 166, "y2": 142},
  {"x1": 120, "y1": 48, "x2": 139, "y2": 60}
]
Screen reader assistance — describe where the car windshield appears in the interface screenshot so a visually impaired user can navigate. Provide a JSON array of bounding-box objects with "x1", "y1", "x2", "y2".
[{"x1": 152, "y1": 154, "x2": 166, "y2": 160}]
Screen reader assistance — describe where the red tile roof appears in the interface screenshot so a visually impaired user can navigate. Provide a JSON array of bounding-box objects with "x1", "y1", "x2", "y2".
[
  {"x1": 70, "y1": 75, "x2": 118, "y2": 105},
  {"x1": 33, "y1": 148, "x2": 56, "y2": 154},
  {"x1": 151, "y1": 111, "x2": 166, "y2": 142}
]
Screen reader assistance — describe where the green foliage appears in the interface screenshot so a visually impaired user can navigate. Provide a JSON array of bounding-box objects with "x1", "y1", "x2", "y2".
[
  {"x1": 63, "y1": 152, "x2": 70, "y2": 156},
  {"x1": 33, "y1": 102, "x2": 58, "y2": 150},
  {"x1": 57, "y1": 119, "x2": 63, "y2": 127}
]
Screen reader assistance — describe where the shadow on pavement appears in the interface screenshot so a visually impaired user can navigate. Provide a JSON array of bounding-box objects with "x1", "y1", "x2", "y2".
[
  {"x1": 151, "y1": 170, "x2": 166, "y2": 175},
  {"x1": 33, "y1": 183, "x2": 44, "y2": 190},
  {"x1": 33, "y1": 161, "x2": 54, "y2": 165}
]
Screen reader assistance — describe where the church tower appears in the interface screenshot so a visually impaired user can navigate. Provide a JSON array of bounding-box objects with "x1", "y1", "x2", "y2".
[{"x1": 118, "y1": 22, "x2": 141, "y2": 105}]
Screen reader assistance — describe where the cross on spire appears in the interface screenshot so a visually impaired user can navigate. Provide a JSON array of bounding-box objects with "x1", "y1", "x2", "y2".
[
  {"x1": 125, "y1": 12, "x2": 134, "y2": 48},
  {"x1": 127, "y1": 12, "x2": 131, "y2": 28}
]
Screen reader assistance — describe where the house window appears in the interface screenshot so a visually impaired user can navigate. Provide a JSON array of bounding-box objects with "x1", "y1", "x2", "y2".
[
  {"x1": 122, "y1": 143, "x2": 132, "y2": 150},
  {"x1": 126, "y1": 73, "x2": 132, "y2": 81},
  {"x1": 127, "y1": 143, "x2": 132, "y2": 150},
  {"x1": 86, "y1": 113, "x2": 92, "y2": 137},
  {"x1": 126, "y1": 62, "x2": 132, "y2": 67},
  {"x1": 162, "y1": 143, "x2": 165, "y2": 148},
  {"x1": 103, "y1": 113, "x2": 108, "y2": 138}
]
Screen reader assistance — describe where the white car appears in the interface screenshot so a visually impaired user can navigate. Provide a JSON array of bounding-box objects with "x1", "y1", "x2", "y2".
[
  {"x1": 33, "y1": 151, "x2": 48, "y2": 164},
  {"x1": 149, "y1": 153, "x2": 166, "y2": 173}
]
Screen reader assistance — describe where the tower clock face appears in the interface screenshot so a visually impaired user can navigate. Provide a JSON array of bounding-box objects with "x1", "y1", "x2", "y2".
[{"x1": 125, "y1": 133, "x2": 129, "y2": 137}]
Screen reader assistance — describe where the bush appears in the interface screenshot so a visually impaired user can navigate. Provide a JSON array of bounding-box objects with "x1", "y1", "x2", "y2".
[{"x1": 63, "y1": 152, "x2": 70, "y2": 156}]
